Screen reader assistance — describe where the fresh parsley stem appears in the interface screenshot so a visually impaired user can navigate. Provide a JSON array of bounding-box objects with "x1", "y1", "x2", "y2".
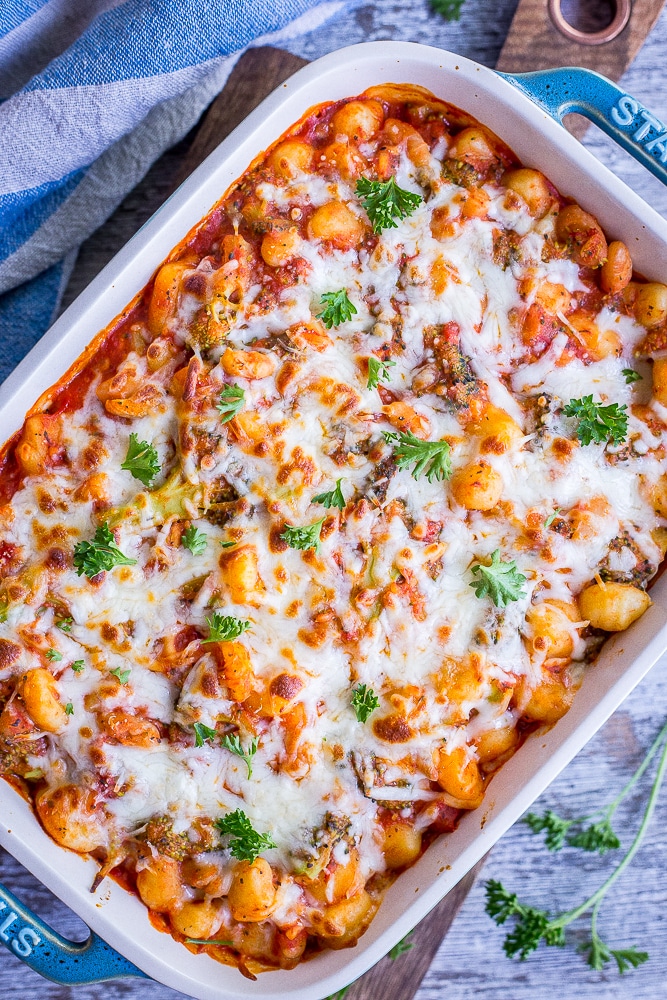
[
  {"x1": 565, "y1": 716, "x2": 667, "y2": 830},
  {"x1": 590, "y1": 898, "x2": 602, "y2": 950},
  {"x1": 603, "y1": 715, "x2": 667, "y2": 819},
  {"x1": 553, "y1": 725, "x2": 667, "y2": 931}
]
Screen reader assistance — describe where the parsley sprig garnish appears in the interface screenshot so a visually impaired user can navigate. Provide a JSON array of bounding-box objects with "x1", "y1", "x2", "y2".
[
  {"x1": 351, "y1": 683, "x2": 380, "y2": 723},
  {"x1": 71, "y1": 660, "x2": 85, "y2": 673},
  {"x1": 45, "y1": 648, "x2": 62, "y2": 662},
  {"x1": 469, "y1": 549, "x2": 527, "y2": 607},
  {"x1": 216, "y1": 384, "x2": 245, "y2": 423},
  {"x1": 486, "y1": 718, "x2": 667, "y2": 973},
  {"x1": 356, "y1": 176, "x2": 423, "y2": 232},
  {"x1": 120, "y1": 433, "x2": 160, "y2": 487},
  {"x1": 388, "y1": 933, "x2": 414, "y2": 960},
  {"x1": 430, "y1": 0, "x2": 465, "y2": 20},
  {"x1": 73, "y1": 524, "x2": 137, "y2": 579},
  {"x1": 563, "y1": 395, "x2": 628, "y2": 446},
  {"x1": 215, "y1": 809, "x2": 276, "y2": 863},
  {"x1": 543, "y1": 508, "x2": 562, "y2": 529},
  {"x1": 281, "y1": 518, "x2": 326, "y2": 553},
  {"x1": 317, "y1": 290, "x2": 357, "y2": 329},
  {"x1": 193, "y1": 722, "x2": 218, "y2": 747},
  {"x1": 56, "y1": 617, "x2": 73, "y2": 633},
  {"x1": 622, "y1": 368, "x2": 642, "y2": 385},
  {"x1": 181, "y1": 524, "x2": 207, "y2": 556},
  {"x1": 201, "y1": 613, "x2": 251, "y2": 644},
  {"x1": 525, "y1": 811, "x2": 620, "y2": 855},
  {"x1": 525, "y1": 717, "x2": 667, "y2": 855},
  {"x1": 312, "y1": 479, "x2": 346, "y2": 511},
  {"x1": 367, "y1": 357, "x2": 396, "y2": 390},
  {"x1": 222, "y1": 734, "x2": 258, "y2": 779},
  {"x1": 110, "y1": 666, "x2": 131, "y2": 685},
  {"x1": 383, "y1": 430, "x2": 452, "y2": 483}
]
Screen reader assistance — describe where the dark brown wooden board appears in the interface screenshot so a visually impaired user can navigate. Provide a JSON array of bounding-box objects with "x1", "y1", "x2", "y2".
[
  {"x1": 335, "y1": 863, "x2": 484, "y2": 1000},
  {"x1": 497, "y1": 0, "x2": 666, "y2": 76},
  {"x1": 171, "y1": 48, "x2": 308, "y2": 191},
  {"x1": 496, "y1": 0, "x2": 667, "y2": 137}
]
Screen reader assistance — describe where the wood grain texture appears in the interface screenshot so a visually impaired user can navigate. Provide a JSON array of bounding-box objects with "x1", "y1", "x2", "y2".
[
  {"x1": 339, "y1": 863, "x2": 484, "y2": 1000},
  {"x1": 172, "y1": 47, "x2": 308, "y2": 190},
  {"x1": 2, "y1": 2, "x2": 667, "y2": 999},
  {"x1": 496, "y1": 0, "x2": 667, "y2": 76}
]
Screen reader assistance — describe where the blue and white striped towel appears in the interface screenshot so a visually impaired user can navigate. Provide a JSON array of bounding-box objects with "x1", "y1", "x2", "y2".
[{"x1": 0, "y1": 0, "x2": 348, "y2": 383}]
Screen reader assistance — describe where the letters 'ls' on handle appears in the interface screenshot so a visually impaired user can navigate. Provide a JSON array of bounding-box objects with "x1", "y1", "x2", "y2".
[{"x1": 0, "y1": 879, "x2": 147, "y2": 985}]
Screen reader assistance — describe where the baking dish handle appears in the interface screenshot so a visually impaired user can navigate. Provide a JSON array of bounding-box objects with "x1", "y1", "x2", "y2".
[
  {"x1": 0, "y1": 879, "x2": 148, "y2": 983},
  {"x1": 500, "y1": 67, "x2": 667, "y2": 189}
]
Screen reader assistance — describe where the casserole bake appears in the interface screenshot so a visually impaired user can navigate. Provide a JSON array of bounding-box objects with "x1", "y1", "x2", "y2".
[{"x1": 1, "y1": 42, "x2": 667, "y2": 1000}]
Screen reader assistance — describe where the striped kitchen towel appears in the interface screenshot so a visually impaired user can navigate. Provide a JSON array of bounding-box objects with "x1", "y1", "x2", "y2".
[{"x1": 0, "y1": 0, "x2": 348, "y2": 383}]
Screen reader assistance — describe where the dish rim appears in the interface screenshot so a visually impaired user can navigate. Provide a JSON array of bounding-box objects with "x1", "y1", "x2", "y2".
[{"x1": 1, "y1": 39, "x2": 667, "y2": 1000}]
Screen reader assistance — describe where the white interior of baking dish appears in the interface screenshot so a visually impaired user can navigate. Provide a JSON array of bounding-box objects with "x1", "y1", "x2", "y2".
[{"x1": 2, "y1": 40, "x2": 667, "y2": 1000}]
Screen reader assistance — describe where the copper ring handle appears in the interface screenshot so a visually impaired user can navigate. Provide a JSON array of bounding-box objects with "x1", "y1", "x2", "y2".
[{"x1": 548, "y1": 0, "x2": 631, "y2": 44}]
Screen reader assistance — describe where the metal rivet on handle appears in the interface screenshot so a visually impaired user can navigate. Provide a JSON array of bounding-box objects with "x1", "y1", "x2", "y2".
[{"x1": 548, "y1": 0, "x2": 631, "y2": 44}]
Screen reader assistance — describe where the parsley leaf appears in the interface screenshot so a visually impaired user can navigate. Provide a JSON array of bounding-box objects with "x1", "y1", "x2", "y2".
[
  {"x1": 485, "y1": 881, "x2": 564, "y2": 959},
  {"x1": 201, "y1": 613, "x2": 251, "y2": 644},
  {"x1": 110, "y1": 666, "x2": 131, "y2": 685},
  {"x1": 221, "y1": 733, "x2": 258, "y2": 779},
  {"x1": 485, "y1": 880, "x2": 523, "y2": 926},
  {"x1": 120, "y1": 433, "x2": 160, "y2": 487},
  {"x1": 71, "y1": 660, "x2": 85, "y2": 673},
  {"x1": 563, "y1": 395, "x2": 628, "y2": 446},
  {"x1": 469, "y1": 549, "x2": 527, "y2": 607},
  {"x1": 193, "y1": 722, "x2": 218, "y2": 747},
  {"x1": 216, "y1": 384, "x2": 245, "y2": 423},
  {"x1": 281, "y1": 518, "x2": 326, "y2": 553},
  {"x1": 609, "y1": 947, "x2": 650, "y2": 974},
  {"x1": 524, "y1": 810, "x2": 574, "y2": 852},
  {"x1": 215, "y1": 809, "x2": 276, "y2": 863},
  {"x1": 544, "y1": 508, "x2": 562, "y2": 529},
  {"x1": 56, "y1": 617, "x2": 73, "y2": 633},
  {"x1": 65, "y1": 702, "x2": 74, "y2": 716},
  {"x1": 356, "y1": 176, "x2": 423, "y2": 232},
  {"x1": 567, "y1": 819, "x2": 620, "y2": 855},
  {"x1": 367, "y1": 356, "x2": 396, "y2": 390},
  {"x1": 622, "y1": 368, "x2": 642, "y2": 385},
  {"x1": 182, "y1": 524, "x2": 208, "y2": 556},
  {"x1": 351, "y1": 683, "x2": 380, "y2": 723},
  {"x1": 312, "y1": 479, "x2": 346, "y2": 511},
  {"x1": 430, "y1": 0, "x2": 465, "y2": 20},
  {"x1": 317, "y1": 290, "x2": 357, "y2": 329},
  {"x1": 388, "y1": 933, "x2": 414, "y2": 960},
  {"x1": 580, "y1": 936, "x2": 649, "y2": 973},
  {"x1": 73, "y1": 523, "x2": 137, "y2": 579},
  {"x1": 45, "y1": 648, "x2": 62, "y2": 662},
  {"x1": 384, "y1": 430, "x2": 452, "y2": 483}
]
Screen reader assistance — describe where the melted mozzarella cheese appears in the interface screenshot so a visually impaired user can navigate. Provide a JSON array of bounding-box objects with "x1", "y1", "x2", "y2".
[{"x1": 2, "y1": 104, "x2": 666, "y2": 940}]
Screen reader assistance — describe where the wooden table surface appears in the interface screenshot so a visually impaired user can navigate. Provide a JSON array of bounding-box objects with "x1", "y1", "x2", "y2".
[{"x1": 2, "y1": 1, "x2": 667, "y2": 998}]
